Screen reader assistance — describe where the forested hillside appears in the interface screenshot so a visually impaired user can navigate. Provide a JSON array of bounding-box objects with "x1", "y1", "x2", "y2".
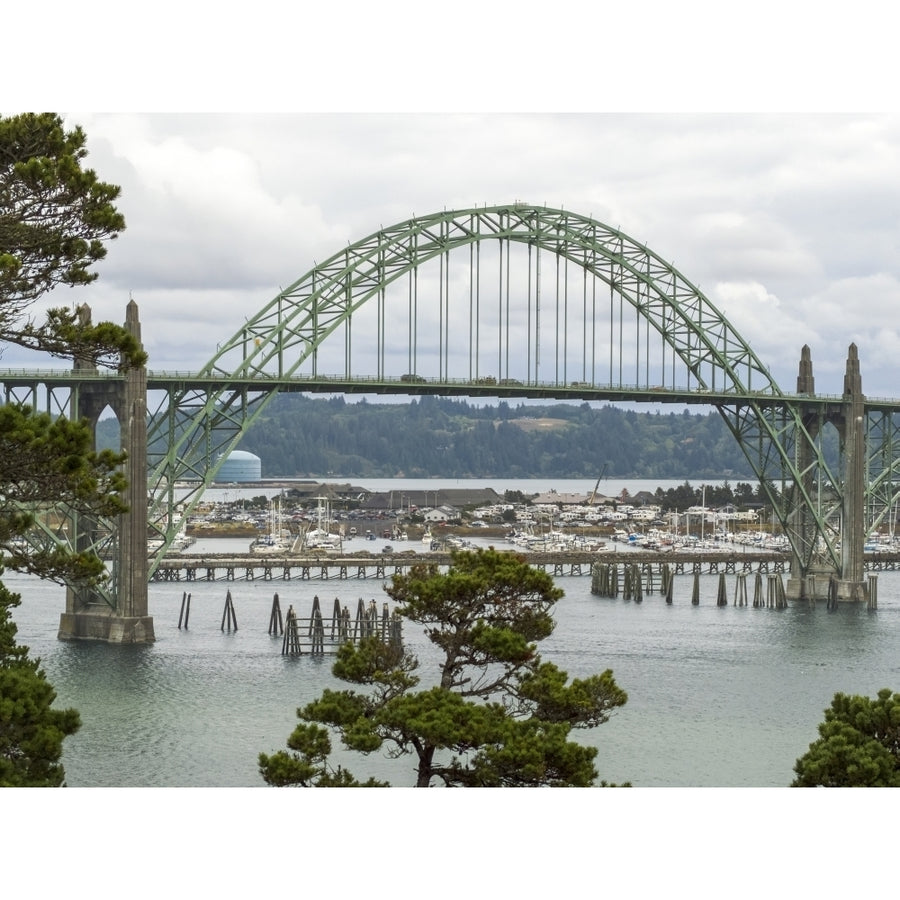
[{"x1": 96, "y1": 394, "x2": 839, "y2": 479}]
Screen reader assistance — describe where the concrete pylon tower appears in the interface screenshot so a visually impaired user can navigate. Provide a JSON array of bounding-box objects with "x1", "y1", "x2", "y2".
[
  {"x1": 58, "y1": 300, "x2": 155, "y2": 642},
  {"x1": 836, "y1": 343, "x2": 868, "y2": 602},
  {"x1": 786, "y1": 346, "x2": 822, "y2": 599}
]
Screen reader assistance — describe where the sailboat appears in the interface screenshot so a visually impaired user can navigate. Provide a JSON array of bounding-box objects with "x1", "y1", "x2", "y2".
[
  {"x1": 250, "y1": 495, "x2": 293, "y2": 555},
  {"x1": 302, "y1": 497, "x2": 343, "y2": 553}
]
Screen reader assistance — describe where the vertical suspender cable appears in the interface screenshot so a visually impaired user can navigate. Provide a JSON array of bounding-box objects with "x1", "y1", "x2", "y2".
[
  {"x1": 439, "y1": 228, "x2": 444, "y2": 381},
  {"x1": 443, "y1": 230, "x2": 450, "y2": 382},
  {"x1": 608, "y1": 258, "x2": 614, "y2": 386},
  {"x1": 469, "y1": 227, "x2": 475, "y2": 381},
  {"x1": 535, "y1": 242, "x2": 541, "y2": 384},
  {"x1": 498, "y1": 230, "x2": 504, "y2": 378},
  {"x1": 563, "y1": 247, "x2": 569, "y2": 384},
  {"x1": 527, "y1": 241, "x2": 533, "y2": 384},
  {"x1": 311, "y1": 269, "x2": 318, "y2": 378},
  {"x1": 344, "y1": 266, "x2": 351, "y2": 380},
  {"x1": 408, "y1": 246, "x2": 415, "y2": 375},
  {"x1": 555, "y1": 245, "x2": 560, "y2": 384},
  {"x1": 475, "y1": 235, "x2": 481, "y2": 381},
  {"x1": 582, "y1": 250, "x2": 588, "y2": 383},
  {"x1": 505, "y1": 234, "x2": 510, "y2": 380},
  {"x1": 591, "y1": 244, "x2": 597, "y2": 385},
  {"x1": 377, "y1": 239, "x2": 386, "y2": 380}
]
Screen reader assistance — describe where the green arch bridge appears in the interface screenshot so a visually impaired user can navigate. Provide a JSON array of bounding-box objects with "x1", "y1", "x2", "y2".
[{"x1": 2, "y1": 204, "x2": 897, "y2": 641}]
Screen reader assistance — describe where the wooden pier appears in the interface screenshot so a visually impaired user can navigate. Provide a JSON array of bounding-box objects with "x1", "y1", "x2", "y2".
[{"x1": 151, "y1": 549, "x2": 804, "y2": 583}]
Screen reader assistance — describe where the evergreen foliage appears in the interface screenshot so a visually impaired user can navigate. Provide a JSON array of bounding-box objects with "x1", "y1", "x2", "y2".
[
  {"x1": 259, "y1": 548, "x2": 628, "y2": 787},
  {"x1": 0, "y1": 112, "x2": 144, "y2": 367},
  {"x1": 1, "y1": 113, "x2": 136, "y2": 785},
  {"x1": 0, "y1": 579, "x2": 80, "y2": 786},
  {"x1": 99, "y1": 392, "x2": 836, "y2": 480},
  {"x1": 792, "y1": 688, "x2": 900, "y2": 786}
]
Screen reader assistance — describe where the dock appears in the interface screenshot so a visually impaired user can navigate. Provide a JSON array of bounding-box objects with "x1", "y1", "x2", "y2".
[{"x1": 151, "y1": 549, "x2": 805, "y2": 582}]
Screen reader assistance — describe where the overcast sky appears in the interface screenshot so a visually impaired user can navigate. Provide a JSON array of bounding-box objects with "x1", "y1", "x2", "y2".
[
  {"x1": 11, "y1": 111, "x2": 890, "y2": 399},
  {"x1": 6, "y1": 6, "x2": 900, "y2": 399}
]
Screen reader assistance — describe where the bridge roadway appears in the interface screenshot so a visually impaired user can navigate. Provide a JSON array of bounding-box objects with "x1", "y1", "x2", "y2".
[{"x1": 151, "y1": 549, "x2": 812, "y2": 583}]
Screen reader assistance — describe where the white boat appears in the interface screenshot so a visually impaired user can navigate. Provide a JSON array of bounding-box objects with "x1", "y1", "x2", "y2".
[
  {"x1": 301, "y1": 497, "x2": 343, "y2": 553},
  {"x1": 251, "y1": 495, "x2": 293, "y2": 555}
]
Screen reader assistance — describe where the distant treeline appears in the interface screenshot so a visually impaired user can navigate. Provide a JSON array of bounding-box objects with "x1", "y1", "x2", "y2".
[{"x1": 96, "y1": 394, "x2": 839, "y2": 480}]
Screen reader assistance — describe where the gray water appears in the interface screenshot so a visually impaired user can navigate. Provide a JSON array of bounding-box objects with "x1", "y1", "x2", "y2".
[{"x1": 9, "y1": 547, "x2": 900, "y2": 789}]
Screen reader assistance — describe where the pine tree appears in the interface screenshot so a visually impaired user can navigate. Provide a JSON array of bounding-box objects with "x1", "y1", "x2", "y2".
[
  {"x1": 0, "y1": 580, "x2": 80, "y2": 786},
  {"x1": 259, "y1": 548, "x2": 628, "y2": 787},
  {"x1": 1, "y1": 112, "x2": 139, "y2": 785}
]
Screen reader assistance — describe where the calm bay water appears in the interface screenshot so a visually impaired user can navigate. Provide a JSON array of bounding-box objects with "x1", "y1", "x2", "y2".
[
  {"x1": 9, "y1": 546, "x2": 900, "y2": 789},
  {"x1": 7, "y1": 479, "x2": 900, "y2": 789},
  {"x1": 201, "y1": 475, "x2": 712, "y2": 502}
]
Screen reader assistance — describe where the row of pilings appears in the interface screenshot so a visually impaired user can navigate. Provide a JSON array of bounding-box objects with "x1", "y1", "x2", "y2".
[
  {"x1": 590, "y1": 563, "x2": 881, "y2": 609},
  {"x1": 176, "y1": 590, "x2": 403, "y2": 654}
]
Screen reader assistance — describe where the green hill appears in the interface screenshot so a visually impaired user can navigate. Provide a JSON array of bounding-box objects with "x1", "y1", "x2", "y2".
[{"x1": 96, "y1": 394, "x2": 838, "y2": 479}]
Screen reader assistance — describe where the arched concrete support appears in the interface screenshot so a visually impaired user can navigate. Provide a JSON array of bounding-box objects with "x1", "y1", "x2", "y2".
[
  {"x1": 786, "y1": 345, "x2": 823, "y2": 600},
  {"x1": 58, "y1": 301, "x2": 154, "y2": 643},
  {"x1": 835, "y1": 344, "x2": 868, "y2": 602},
  {"x1": 786, "y1": 344, "x2": 868, "y2": 603}
]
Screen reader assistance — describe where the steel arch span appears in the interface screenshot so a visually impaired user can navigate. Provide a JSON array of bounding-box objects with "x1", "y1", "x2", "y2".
[{"x1": 145, "y1": 205, "x2": 845, "y2": 582}]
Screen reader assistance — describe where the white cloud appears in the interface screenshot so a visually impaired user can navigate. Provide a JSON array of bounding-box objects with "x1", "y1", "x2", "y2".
[{"x1": 6, "y1": 112, "x2": 898, "y2": 403}]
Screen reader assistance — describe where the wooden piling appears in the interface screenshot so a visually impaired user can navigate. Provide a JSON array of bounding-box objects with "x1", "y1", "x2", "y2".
[
  {"x1": 178, "y1": 591, "x2": 191, "y2": 629},
  {"x1": 660, "y1": 564, "x2": 669, "y2": 597},
  {"x1": 330, "y1": 597, "x2": 342, "y2": 639},
  {"x1": 827, "y1": 575, "x2": 838, "y2": 611},
  {"x1": 353, "y1": 597, "x2": 366, "y2": 639},
  {"x1": 390, "y1": 608, "x2": 403, "y2": 646},
  {"x1": 691, "y1": 572, "x2": 700, "y2": 605},
  {"x1": 868, "y1": 575, "x2": 878, "y2": 609},
  {"x1": 268, "y1": 593, "x2": 283, "y2": 635},
  {"x1": 221, "y1": 589, "x2": 237, "y2": 631},
  {"x1": 282, "y1": 605, "x2": 301, "y2": 655},
  {"x1": 716, "y1": 573, "x2": 727, "y2": 607},
  {"x1": 310, "y1": 604, "x2": 325, "y2": 655},
  {"x1": 309, "y1": 595, "x2": 322, "y2": 643},
  {"x1": 734, "y1": 573, "x2": 747, "y2": 607}
]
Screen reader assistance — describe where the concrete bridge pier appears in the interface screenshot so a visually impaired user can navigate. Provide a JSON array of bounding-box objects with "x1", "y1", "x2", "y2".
[
  {"x1": 833, "y1": 343, "x2": 868, "y2": 603},
  {"x1": 786, "y1": 344, "x2": 868, "y2": 604},
  {"x1": 58, "y1": 301, "x2": 155, "y2": 643},
  {"x1": 786, "y1": 345, "x2": 821, "y2": 602}
]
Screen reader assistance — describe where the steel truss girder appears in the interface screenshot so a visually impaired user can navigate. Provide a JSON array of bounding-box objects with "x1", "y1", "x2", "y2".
[
  {"x1": 143, "y1": 205, "x2": 833, "y2": 573},
  {"x1": 197, "y1": 206, "x2": 781, "y2": 396},
  {"x1": 862, "y1": 410, "x2": 900, "y2": 534},
  {"x1": 717, "y1": 401, "x2": 843, "y2": 572}
]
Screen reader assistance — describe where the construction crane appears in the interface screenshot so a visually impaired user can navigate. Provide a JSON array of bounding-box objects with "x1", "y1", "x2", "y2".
[{"x1": 588, "y1": 465, "x2": 609, "y2": 505}]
